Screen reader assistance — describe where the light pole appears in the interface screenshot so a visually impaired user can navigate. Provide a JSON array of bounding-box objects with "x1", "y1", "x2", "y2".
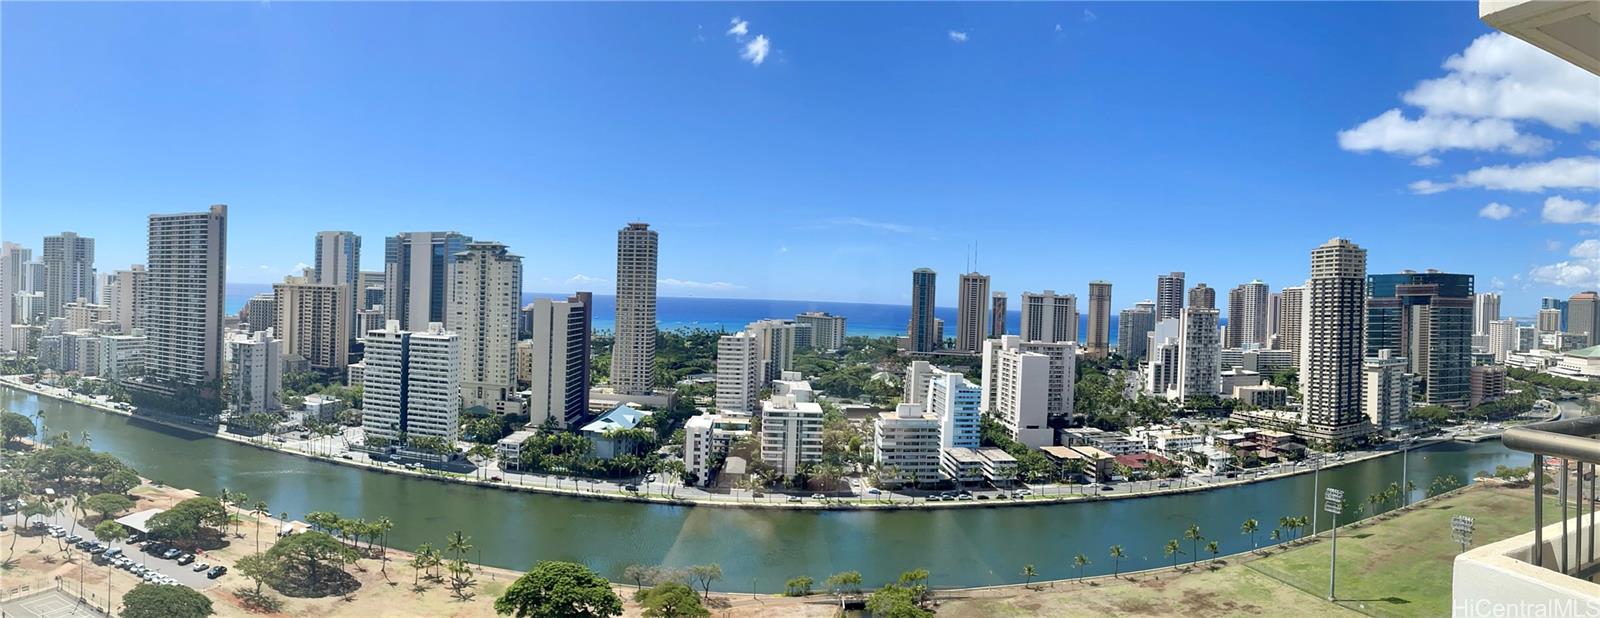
[
  {"x1": 1401, "y1": 439, "x2": 1410, "y2": 507},
  {"x1": 1311, "y1": 457, "x2": 1322, "y2": 536},
  {"x1": 1325, "y1": 487, "x2": 1344, "y2": 601}
]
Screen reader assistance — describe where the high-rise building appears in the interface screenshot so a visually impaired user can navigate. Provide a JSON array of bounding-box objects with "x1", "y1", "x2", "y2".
[
  {"x1": 794, "y1": 311, "x2": 847, "y2": 351},
  {"x1": 903, "y1": 360, "x2": 937, "y2": 405},
  {"x1": 747, "y1": 319, "x2": 799, "y2": 384},
  {"x1": 144, "y1": 205, "x2": 228, "y2": 392},
  {"x1": 1020, "y1": 290, "x2": 1077, "y2": 343},
  {"x1": 1473, "y1": 292, "x2": 1502, "y2": 337},
  {"x1": 981, "y1": 335, "x2": 1075, "y2": 446},
  {"x1": 1225, "y1": 280, "x2": 1270, "y2": 349},
  {"x1": 1542, "y1": 297, "x2": 1569, "y2": 331},
  {"x1": 990, "y1": 292, "x2": 1008, "y2": 338},
  {"x1": 1364, "y1": 271, "x2": 1474, "y2": 407},
  {"x1": 1488, "y1": 318, "x2": 1520, "y2": 363},
  {"x1": 104, "y1": 265, "x2": 147, "y2": 335},
  {"x1": 1117, "y1": 301, "x2": 1156, "y2": 360},
  {"x1": 383, "y1": 231, "x2": 472, "y2": 332},
  {"x1": 1086, "y1": 281, "x2": 1113, "y2": 358},
  {"x1": 1146, "y1": 318, "x2": 1182, "y2": 396},
  {"x1": 362, "y1": 320, "x2": 461, "y2": 446},
  {"x1": 955, "y1": 272, "x2": 990, "y2": 354},
  {"x1": 1539, "y1": 308, "x2": 1564, "y2": 334},
  {"x1": 526, "y1": 293, "x2": 593, "y2": 428},
  {"x1": 873, "y1": 403, "x2": 944, "y2": 486},
  {"x1": 1362, "y1": 349, "x2": 1410, "y2": 435},
  {"x1": 1155, "y1": 271, "x2": 1186, "y2": 321},
  {"x1": 1188, "y1": 283, "x2": 1216, "y2": 310},
  {"x1": 760, "y1": 377, "x2": 823, "y2": 478},
  {"x1": 925, "y1": 366, "x2": 982, "y2": 449},
  {"x1": 359, "y1": 271, "x2": 386, "y2": 311},
  {"x1": 0, "y1": 243, "x2": 29, "y2": 350},
  {"x1": 42, "y1": 232, "x2": 95, "y2": 318},
  {"x1": 1566, "y1": 292, "x2": 1599, "y2": 347},
  {"x1": 449, "y1": 242, "x2": 523, "y2": 414},
  {"x1": 225, "y1": 328, "x2": 282, "y2": 414},
  {"x1": 1268, "y1": 292, "x2": 1283, "y2": 341},
  {"x1": 1275, "y1": 286, "x2": 1305, "y2": 364},
  {"x1": 314, "y1": 231, "x2": 362, "y2": 340},
  {"x1": 1301, "y1": 238, "x2": 1371, "y2": 445},
  {"x1": 273, "y1": 269, "x2": 353, "y2": 371},
  {"x1": 714, "y1": 331, "x2": 761, "y2": 414},
  {"x1": 242, "y1": 293, "x2": 276, "y2": 332},
  {"x1": 908, "y1": 268, "x2": 938, "y2": 352},
  {"x1": 612, "y1": 223, "x2": 658, "y2": 396},
  {"x1": 1176, "y1": 307, "x2": 1221, "y2": 402}
]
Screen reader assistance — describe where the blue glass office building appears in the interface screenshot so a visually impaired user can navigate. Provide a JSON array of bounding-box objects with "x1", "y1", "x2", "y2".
[{"x1": 1366, "y1": 271, "x2": 1474, "y2": 407}]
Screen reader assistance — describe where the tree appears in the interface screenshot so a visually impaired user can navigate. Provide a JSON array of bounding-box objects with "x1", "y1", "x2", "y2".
[
  {"x1": 121, "y1": 583, "x2": 214, "y2": 618},
  {"x1": 785, "y1": 575, "x2": 814, "y2": 597},
  {"x1": 93, "y1": 520, "x2": 125, "y2": 546},
  {"x1": 447, "y1": 558, "x2": 478, "y2": 601},
  {"x1": 147, "y1": 497, "x2": 228, "y2": 546},
  {"x1": 635, "y1": 582, "x2": 708, "y2": 618},
  {"x1": 865, "y1": 584, "x2": 933, "y2": 618},
  {"x1": 100, "y1": 469, "x2": 140, "y2": 495},
  {"x1": 83, "y1": 492, "x2": 134, "y2": 522},
  {"x1": 0, "y1": 411, "x2": 35, "y2": 444},
  {"x1": 411, "y1": 543, "x2": 435, "y2": 587},
  {"x1": 687, "y1": 563, "x2": 722, "y2": 600},
  {"x1": 252, "y1": 501, "x2": 270, "y2": 554},
  {"x1": 1165, "y1": 539, "x2": 1183, "y2": 570},
  {"x1": 1242, "y1": 518, "x2": 1259, "y2": 551},
  {"x1": 494, "y1": 561, "x2": 622, "y2": 618},
  {"x1": 263, "y1": 530, "x2": 359, "y2": 597},
  {"x1": 1109, "y1": 545, "x2": 1126, "y2": 579},
  {"x1": 896, "y1": 569, "x2": 929, "y2": 605},
  {"x1": 1021, "y1": 564, "x2": 1037, "y2": 588},
  {"x1": 826, "y1": 570, "x2": 863, "y2": 599},
  {"x1": 624, "y1": 563, "x2": 651, "y2": 590},
  {"x1": 1073, "y1": 553, "x2": 1090, "y2": 582},
  {"x1": 1184, "y1": 524, "x2": 1204, "y2": 567},
  {"x1": 1206, "y1": 540, "x2": 1221, "y2": 564},
  {"x1": 236, "y1": 552, "x2": 280, "y2": 597}
]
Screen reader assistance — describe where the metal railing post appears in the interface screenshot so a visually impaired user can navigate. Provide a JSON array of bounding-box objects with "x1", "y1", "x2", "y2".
[
  {"x1": 1579, "y1": 462, "x2": 1585, "y2": 570},
  {"x1": 1562, "y1": 458, "x2": 1570, "y2": 574},
  {"x1": 1536, "y1": 454, "x2": 1545, "y2": 569}
]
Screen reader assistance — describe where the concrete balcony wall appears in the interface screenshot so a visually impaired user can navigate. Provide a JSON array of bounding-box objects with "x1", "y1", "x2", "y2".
[{"x1": 1453, "y1": 514, "x2": 1600, "y2": 616}]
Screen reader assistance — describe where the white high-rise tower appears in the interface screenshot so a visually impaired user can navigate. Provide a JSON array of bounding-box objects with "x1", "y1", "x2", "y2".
[
  {"x1": 612, "y1": 223, "x2": 659, "y2": 396},
  {"x1": 449, "y1": 242, "x2": 524, "y2": 414}
]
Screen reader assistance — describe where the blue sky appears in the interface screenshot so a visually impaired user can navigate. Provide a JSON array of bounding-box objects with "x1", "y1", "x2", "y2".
[{"x1": 3, "y1": 2, "x2": 1597, "y2": 315}]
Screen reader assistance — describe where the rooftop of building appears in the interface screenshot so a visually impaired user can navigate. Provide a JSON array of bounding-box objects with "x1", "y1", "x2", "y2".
[{"x1": 580, "y1": 405, "x2": 653, "y2": 434}]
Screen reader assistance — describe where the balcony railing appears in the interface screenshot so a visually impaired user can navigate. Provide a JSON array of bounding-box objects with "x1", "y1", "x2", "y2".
[{"x1": 1502, "y1": 415, "x2": 1600, "y2": 574}]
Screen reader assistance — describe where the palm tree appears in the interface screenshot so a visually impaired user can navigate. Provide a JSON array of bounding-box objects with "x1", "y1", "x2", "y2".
[
  {"x1": 251, "y1": 501, "x2": 269, "y2": 554},
  {"x1": 1109, "y1": 545, "x2": 1126, "y2": 579},
  {"x1": 412, "y1": 543, "x2": 433, "y2": 586},
  {"x1": 446, "y1": 530, "x2": 472, "y2": 568},
  {"x1": 1164, "y1": 539, "x2": 1183, "y2": 570},
  {"x1": 1242, "y1": 518, "x2": 1259, "y2": 551},
  {"x1": 1277, "y1": 516, "x2": 1292, "y2": 542},
  {"x1": 1205, "y1": 541, "x2": 1220, "y2": 565},
  {"x1": 1184, "y1": 524, "x2": 1204, "y2": 567},
  {"x1": 1021, "y1": 564, "x2": 1037, "y2": 589},
  {"x1": 1072, "y1": 553, "x2": 1090, "y2": 582},
  {"x1": 376, "y1": 516, "x2": 395, "y2": 575},
  {"x1": 1270, "y1": 529, "x2": 1281, "y2": 544}
]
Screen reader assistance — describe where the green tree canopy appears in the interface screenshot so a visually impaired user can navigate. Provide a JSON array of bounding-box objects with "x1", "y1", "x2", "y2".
[
  {"x1": 494, "y1": 561, "x2": 622, "y2": 618},
  {"x1": 263, "y1": 530, "x2": 360, "y2": 597},
  {"x1": 865, "y1": 583, "x2": 932, "y2": 618},
  {"x1": 121, "y1": 582, "x2": 214, "y2": 618},
  {"x1": 1, "y1": 411, "x2": 35, "y2": 442},
  {"x1": 83, "y1": 492, "x2": 135, "y2": 521},
  {"x1": 635, "y1": 582, "x2": 708, "y2": 618},
  {"x1": 147, "y1": 497, "x2": 228, "y2": 544}
]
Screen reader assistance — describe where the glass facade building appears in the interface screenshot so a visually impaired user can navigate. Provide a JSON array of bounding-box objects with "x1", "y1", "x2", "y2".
[{"x1": 1365, "y1": 271, "x2": 1474, "y2": 407}]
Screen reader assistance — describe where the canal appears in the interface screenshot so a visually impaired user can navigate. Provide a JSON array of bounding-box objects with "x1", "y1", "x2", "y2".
[{"x1": 4, "y1": 386, "x2": 1532, "y2": 592}]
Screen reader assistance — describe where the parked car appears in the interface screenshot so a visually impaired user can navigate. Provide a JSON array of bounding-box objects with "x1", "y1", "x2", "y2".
[
  {"x1": 161, "y1": 548, "x2": 181, "y2": 560},
  {"x1": 105, "y1": 548, "x2": 123, "y2": 558},
  {"x1": 623, "y1": 484, "x2": 640, "y2": 492},
  {"x1": 177, "y1": 553, "x2": 194, "y2": 565},
  {"x1": 207, "y1": 565, "x2": 228, "y2": 578},
  {"x1": 866, "y1": 488, "x2": 882, "y2": 495},
  {"x1": 786, "y1": 496, "x2": 802, "y2": 503},
  {"x1": 65, "y1": 534, "x2": 82, "y2": 543},
  {"x1": 810, "y1": 493, "x2": 826, "y2": 500},
  {"x1": 193, "y1": 562, "x2": 210, "y2": 573}
]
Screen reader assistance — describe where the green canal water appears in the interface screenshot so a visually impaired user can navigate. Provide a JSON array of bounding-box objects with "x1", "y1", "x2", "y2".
[{"x1": 4, "y1": 386, "x2": 1532, "y2": 592}]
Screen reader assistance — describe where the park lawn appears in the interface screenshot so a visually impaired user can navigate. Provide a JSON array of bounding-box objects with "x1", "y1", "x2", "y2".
[
  {"x1": 937, "y1": 565, "x2": 1360, "y2": 618},
  {"x1": 1245, "y1": 483, "x2": 1554, "y2": 618}
]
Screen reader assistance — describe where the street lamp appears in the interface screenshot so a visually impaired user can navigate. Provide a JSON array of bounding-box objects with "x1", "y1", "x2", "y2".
[{"x1": 1324, "y1": 487, "x2": 1345, "y2": 601}]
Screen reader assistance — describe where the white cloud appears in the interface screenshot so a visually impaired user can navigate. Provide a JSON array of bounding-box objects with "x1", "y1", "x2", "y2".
[
  {"x1": 1590, "y1": 140, "x2": 1600, "y2": 151},
  {"x1": 741, "y1": 35, "x2": 770, "y2": 65},
  {"x1": 1531, "y1": 258, "x2": 1600, "y2": 288},
  {"x1": 258, "y1": 264, "x2": 271, "y2": 270},
  {"x1": 565, "y1": 274, "x2": 607, "y2": 286},
  {"x1": 1412, "y1": 155, "x2": 1441, "y2": 167},
  {"x1": 1338, "y1": 109, "x2": 1550, "y2": 156},
  {"x1": 293, "y1": 262, "x2": 311, "y2": 272},
  {"x1": 948, "y1": 30, "x2": 968, "y2": 43},
  {"x1": 1054, "y1": 23, "x2": 1063, "y2": 32},
  {"x1": 1571, "y1": 239, "x2": 1600, "y2": 259},
  {"x1": 826, "y1": 216, "x2": 913, "y2": 234},
  {"x1": 1542, "y1": 195, "x2": 1600, "y2": 224},
  {"x1": 1082, "y1": 9, "x2": 1097, "y2": 22},
  {"x1": 1402, "y1": 33, "x2": 1600, "y2": 132},
  {"x1": 1478, "y1": 202, "x2": 1516, "y2": 220},
  {"x1": 726, "y1": 17, "x2": 749, "y2": 39},
  {"x1": 1491, "y1": 276, "x2": 1507, "y2": 289},
  {"x1": 658, "y1": 278, "x2": 742, "y2": 291},
  {"x1": 1411, "y1": 156, "x2": 1600, "y2": 194},
  {"x1": 1548, "y1": 239, "x2": 1566, "y2": 251}
]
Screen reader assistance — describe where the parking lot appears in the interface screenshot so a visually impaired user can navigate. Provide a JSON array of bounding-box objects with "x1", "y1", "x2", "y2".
[{"x1": 30, "y1": 513, "x2": 222, "y2": 590}]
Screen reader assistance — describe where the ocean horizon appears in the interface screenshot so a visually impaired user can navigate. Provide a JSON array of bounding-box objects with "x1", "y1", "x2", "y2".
[{"x1": 224, "y1": 284, "x2": 1126, "y2": 343}]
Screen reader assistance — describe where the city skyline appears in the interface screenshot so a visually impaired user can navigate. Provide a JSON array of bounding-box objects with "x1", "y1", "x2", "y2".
[{"x1": 5, "y1": 2, "x2": 1598, "y2": 311}]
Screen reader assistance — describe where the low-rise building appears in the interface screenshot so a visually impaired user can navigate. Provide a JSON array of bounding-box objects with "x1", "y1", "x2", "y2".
[
  {"x1": 303, "y1": 394, "x2": 344, "y2": 422},
  {"x1": 346, "y1": 361, "x2": 365, "y2": 387},
  {"x1": 873, "y1": 403, "x2": 944, "y2": 486},
  {"x1": 1506, "y1": 349, "x2": 1560, "y2": 370},
  {"x1": 1470, "y1": 365, "x2": 1509, "y2": 407},
  {"x1": 579, "y1": 405, "x2": 654, "y2": 460},
  {"x1": 496, "y1": 429, "x2": 538, "y2": 470},
  {"x1": 1040, "y1": 446, "x2": 1092, "y2": 480},
  {"x1": 1140, "y1": 429, "x2": 1206, "y2": 454},
  {"x1": 1252, "y1": 429, "x2": 1302, "y2": 450},
  {"x1": 976, "y1": 447, "x2": 1018, "y2": 486},
  {"x1": 685, "y1": 413, "x2": 753, "y2": 487},
  {"x1": 1234, "y1": 384, "x2": 1288, "y2": 409},
  {"x1": 941, "y1": 447, "x2": 985, "y2": 485},
  {"x1": 1219, "y1": 367, "x2": 1263, "y2": 398},
  {"x1": 1059, "y1": 427, "x2": 1145, "y2": 455},
  {"x1": 1552, "y1": 345, "x2": 1600, "y2": 382},
  {"x1": 760, "y1": 376, "x2": 823, "y2": 478}
]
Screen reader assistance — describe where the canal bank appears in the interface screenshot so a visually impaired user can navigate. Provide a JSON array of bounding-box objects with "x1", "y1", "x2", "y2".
[
  {"x1": 1, "y1": 384, "x2": 1531, "y2": 592},
  {"x1": 2, "y1": 377, "x2": 1456, "y2": 512}
]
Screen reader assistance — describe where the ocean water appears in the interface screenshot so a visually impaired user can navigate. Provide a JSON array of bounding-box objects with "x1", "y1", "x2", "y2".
[{"x1": 224, "y1": 284, "x2": 1123, "y2": 343}]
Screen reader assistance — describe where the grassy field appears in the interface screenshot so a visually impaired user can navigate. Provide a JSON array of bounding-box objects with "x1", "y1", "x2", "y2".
[
  {"x1": 1244, "y1": 483, "x2": 1556, "y2": 617},
  {"x1": 1, "y1": 480, "x2": 1548, "y2": 617}
]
